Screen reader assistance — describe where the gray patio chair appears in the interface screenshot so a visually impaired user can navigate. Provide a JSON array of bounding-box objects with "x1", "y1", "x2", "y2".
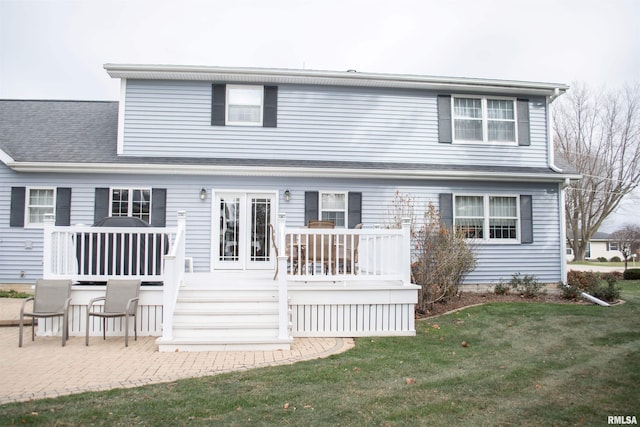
[
  {"x1": 19, "y1": 279, "x2": 72, "y2": 347},
  {"x1": 85, "y1": 279, "x2": 141, "y2": 347}
]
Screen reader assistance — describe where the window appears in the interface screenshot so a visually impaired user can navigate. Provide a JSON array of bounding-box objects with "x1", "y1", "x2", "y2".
[
  {"x1": 320, "y1": 192, "x2": 346, "y2": 227},
  {"x1": 26, "y1": 188, "x2": 55, "y2": 226},
  {"x1": 455, "y1": 195, "x2": 519, "y2": 241},
  {"x1": 608, "y1": 242, "x2": 620, "y2": 251},
  {"x1": 453, "y1": 96, "x2": 517, "y2": 144},
  {"x1": 110, "y1": 188, "x2": 151, "y2": 223},
  {"x1": 226, "y1": 85, "x2": 263, "y2": 126}
]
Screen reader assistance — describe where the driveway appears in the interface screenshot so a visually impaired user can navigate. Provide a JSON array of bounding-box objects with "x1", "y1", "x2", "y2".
[{"x1": 567, "y1": 263, "x2": 626, "y2": 273}]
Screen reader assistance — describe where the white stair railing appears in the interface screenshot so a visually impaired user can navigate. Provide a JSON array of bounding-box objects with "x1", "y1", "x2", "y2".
[{"x1": 161, "y1": 211, "x2": 187, "y2": 341}]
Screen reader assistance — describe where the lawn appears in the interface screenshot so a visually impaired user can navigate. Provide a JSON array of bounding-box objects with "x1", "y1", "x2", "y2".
[
  {"x1": 1, "y1": 282, "x2": 639, "y2": 426},
  {"x1": 569, "y1": 260, "x2": 638, "y2": 268}
]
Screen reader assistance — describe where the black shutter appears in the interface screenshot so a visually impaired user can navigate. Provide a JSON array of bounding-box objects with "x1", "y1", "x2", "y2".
[
  {"x1": 348, "y1": 192, "x2": 362, "y2": 229},
  {"x1": 520, "y1": 195, "x2": 533, "y2": 243},
  {"x1": 9, "y1": 187, "x2": 26, "y2": 227},
  {"x1": 437, "y1": 95, "x2": 452, "y2": 144},
  {"x1": 150, "y1": 188, "x2": 167, "y2": 227},
  {"x1": 263, "y1": 86, "x2": 278, "y2": 127},
  {"x1": 517, "y1": 99, "x2": 530, "y2": 146},
  {"x1": 94, "y1": 188, "x2": 110, "y2": 224},
  {"x1": 439, "y1": 193, "x2": 454, "y2": 230},
  {"x1": 304, "y1": 191, "x2": 319, "y2": 225},
  {"x1": 55, "y1": 188, "x2": 72, "y2": 226},
  {"x1": 211, "y1": 84, "x2": 226, "y2": 126}
]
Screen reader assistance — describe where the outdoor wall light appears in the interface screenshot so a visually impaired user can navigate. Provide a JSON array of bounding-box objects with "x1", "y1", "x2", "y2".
[
  {"x1": 284, "y1": 189, "x2": 291, "y2": 201},
  {"x1": 199, "y1": 188, "x2": 207, "y2": 200}
]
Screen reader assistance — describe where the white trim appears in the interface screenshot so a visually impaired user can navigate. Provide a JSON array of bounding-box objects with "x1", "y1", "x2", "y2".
[
  {"x1": 454, "y1": 193, "x2": 521, "y2": 244},
  {"x1": 225, "y1": 85, "x2": 263, "y2": 126},
  {"x1": 319, "y1": 191, "x2": 348, "y2": 228},
  {"x1": 210, "y1": 189, "x2": 278, "y2": 272},
  {"x1": 104, "y1": 64, "x2": 569, "y2": 97},
  {"x1": 452, "y1": 95, "x2": 518, "y2": 145},
  {"x1": 24, "y1": 187, "x2": 57, "y2": 228},
  {"x1": 117, "y1": 79, "x2": 126, "y2": 155},
  {"x1": 0, "y1": 148, "x2": 15, "y2": 165},
  {"x1": 5, "y1": 161, "x2": 582, "y2": 183},
  {"x1": 108, "y1": 187, "x2": 152, "y2": 222}
]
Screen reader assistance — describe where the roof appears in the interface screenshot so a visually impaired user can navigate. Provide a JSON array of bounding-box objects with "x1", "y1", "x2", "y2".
[
  {"x1": 105, "y1": 64, "x2": 569, "y2": 99},
  {"x1": 0, "y1": 99, "x2": 580, "y2": 181}
]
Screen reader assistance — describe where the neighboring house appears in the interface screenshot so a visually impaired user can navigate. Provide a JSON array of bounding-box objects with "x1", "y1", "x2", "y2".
[
  {"x1": 0, "y1": 64, "x2": 580, "y2": 350},
  {"x1": 566, "y1": 232, "x2": 624, "y2": 261}
]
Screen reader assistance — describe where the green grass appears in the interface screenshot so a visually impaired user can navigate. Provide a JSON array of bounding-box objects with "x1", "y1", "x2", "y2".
[
  {"x1": 569, "y1": 260, "x2": 639, "y2": 268},
  {"x1": 2, "y1": 282, "x2": 639, "y2": 426},
  {"x1": 0, "y1": 289, "x2": 32, "y2": 298}
]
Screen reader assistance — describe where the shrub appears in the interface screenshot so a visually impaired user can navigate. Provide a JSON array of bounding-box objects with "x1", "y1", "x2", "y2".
[
  {"x1": 604, "y1": 271, "x2": 624, "y2": 281},
  {"x1": 510, "y1": 273, "x2": 545, "y2": 298},
  {"x1": 597, "y1": 257, "x2": 608, "y2": 262},
  {"x1": 558, "y1": 282, "x2": 581, "y2": 300},
  {"x1": 623, "y1": 268, "x2": 640, "y2": 280},
  {"x1": 610, "y1": 256, "x2": 622, "y2": 262},
  {"x1": 567, "y1": 270, "x2": 600, "y2": 294},
  {"x1": 591, "y1": 273, "x2": 621, "y2": 302},
  {"x1": 493, "y1": 280, "x2": 510, "y2": 295}
]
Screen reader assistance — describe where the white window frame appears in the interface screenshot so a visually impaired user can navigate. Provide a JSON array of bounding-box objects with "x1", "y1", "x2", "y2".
[
  {"x1": 226, "y1": 85, "x2": 264, "y2": 126},
  {"x1": 607, "y1": 241, "x2": 620, "y2": 252},
  {"x1": 109, "y1": 188, "x2": 152, "y2": 223},
  {"x1": 319, "y1": 191, "x2": 348, "y2": 228},
  {"x1": 25, "y1": 187, "x2": 56, "y2": 228},
  {"x1": 452, "y1": 95, "x2": 518, "y2": 145},
  {"x1": 454, "y1": 194, "x2": 521, "y2": 243}
]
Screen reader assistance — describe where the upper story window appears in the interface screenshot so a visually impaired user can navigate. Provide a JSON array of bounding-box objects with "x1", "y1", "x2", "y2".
[
  {"x1": 320, "y1": 192, "x2": 347, "y2": 228},
  {"x1": 110, "y1": 188, "x2": 151, "y2": 223},
  {"x1": 226, "y1": 85, "x2": 263, "y2": 126},
  {"x1": 26, "y1": 188, "x2": 55, "y2": 226},
  {"x1": 453, "y1": 96, "x2": 517, "y2": 144},
  {"x1": 454, "y1": 194, "x2": 519, "y2": 242}
]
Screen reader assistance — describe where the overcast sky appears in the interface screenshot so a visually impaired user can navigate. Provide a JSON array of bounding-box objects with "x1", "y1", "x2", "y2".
[{"x1": 0, "y1": 0, "x2": 638, "y2": 230}]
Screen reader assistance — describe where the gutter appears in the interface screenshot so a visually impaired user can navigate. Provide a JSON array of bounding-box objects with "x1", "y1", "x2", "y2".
[
  {"x1": 4, "y1": 160, "x2": 582, "y2": 182},
  {"x1": 104, "y1": 64, "x2": 570, "y2": 98}
]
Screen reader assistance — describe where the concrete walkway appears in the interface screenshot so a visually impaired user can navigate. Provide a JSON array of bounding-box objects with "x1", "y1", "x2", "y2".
[{"x1": 0, "y1": 298, "x2": 354, "y2": 405}]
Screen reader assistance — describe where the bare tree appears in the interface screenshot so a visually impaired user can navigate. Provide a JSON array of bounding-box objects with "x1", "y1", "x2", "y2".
[
  {"x1": 611, "y1": 224, "x2": 640, "y2": 270},
  {"x1": 554, "y1": 83, "x2": 640, "y2": 261}
]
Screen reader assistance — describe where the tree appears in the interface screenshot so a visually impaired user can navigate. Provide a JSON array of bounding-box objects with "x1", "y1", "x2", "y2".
[
  {"x1": 554, "y1": 83, "x2": 640, "y2": 261},
  {"x1": 611, "y1": 224, "x2": 640, "y2": 270}
]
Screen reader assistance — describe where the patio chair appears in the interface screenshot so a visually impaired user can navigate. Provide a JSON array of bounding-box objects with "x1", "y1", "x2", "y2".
[
  {"x1": 85, "y1": 279, "x2": 141, "y2": 347},
  {"x1": 19, "y1": 279, "x2": 72, "y2": 347}
]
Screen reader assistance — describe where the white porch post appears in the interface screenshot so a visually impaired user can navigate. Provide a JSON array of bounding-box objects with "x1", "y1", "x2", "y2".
[
  {"x1": 401, "y1": 217, "x2": 412, "y2": 285},
  {"x1": 42, "y1": 213, "x2": 55, "y2": 280},
  {"x1": 276, "y1": 213, "x2": 290, "y2": 340},
  {"x1": 161, "y1": 210, "x2": 187, "y2": 341}
]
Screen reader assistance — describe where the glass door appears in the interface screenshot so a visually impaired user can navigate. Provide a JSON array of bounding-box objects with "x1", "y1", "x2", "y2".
[{"x1": 214, "y1": 192, "x2": 276, "y2": 270}]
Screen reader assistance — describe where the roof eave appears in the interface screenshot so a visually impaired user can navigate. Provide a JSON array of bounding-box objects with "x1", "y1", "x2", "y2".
[
  {"x1": 104, "y1": 64, "x2": 569, "y2": 97},
  {"x1": 6, "y1": 161, "x2": 582, "y2": 183}
]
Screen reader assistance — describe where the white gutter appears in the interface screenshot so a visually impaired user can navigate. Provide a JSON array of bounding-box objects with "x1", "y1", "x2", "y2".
[
  {"x1": 5, "y1": 160, "x2": 581, "y2": 182},
  {"x1": 104, "y1": 64, "x2": 569, "y2": 97}
]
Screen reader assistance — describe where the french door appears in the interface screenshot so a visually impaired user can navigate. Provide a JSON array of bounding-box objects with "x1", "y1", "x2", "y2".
[{"x1": 214, "y1": 191, "x2": 276, "y2": 270}]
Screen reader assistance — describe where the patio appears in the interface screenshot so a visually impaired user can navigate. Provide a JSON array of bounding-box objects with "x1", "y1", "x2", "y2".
[{"x1": 0, "y1": 296, "x2": 353, "y2": 405}]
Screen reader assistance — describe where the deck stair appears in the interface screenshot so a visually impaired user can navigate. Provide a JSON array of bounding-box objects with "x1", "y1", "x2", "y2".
[{"x1": 156, "y1": 272, "x2": 292, "y2": 352}]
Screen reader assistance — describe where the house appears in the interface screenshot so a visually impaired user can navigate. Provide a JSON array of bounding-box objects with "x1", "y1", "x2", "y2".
[
  {"x1": 0, "y1": 64, "x2": 579, "y2": 351},
  {"x1": 566, "y1": 232, "x2": 624, "y2": 261}
]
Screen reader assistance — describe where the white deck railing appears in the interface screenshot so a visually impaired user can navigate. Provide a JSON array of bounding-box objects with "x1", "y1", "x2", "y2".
[
  {"x1": 159, "y1": 211, "x2": 186, "y2": 342},
  {"x1": 42, "y1": 216, "x2": 177, "y2": 283},
  {"x1": 278, "y1": 215, "x2": 412, "y2": 284}
]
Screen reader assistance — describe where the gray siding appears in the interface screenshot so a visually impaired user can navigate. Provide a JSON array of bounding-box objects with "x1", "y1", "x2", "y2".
[
  {"x1": 0, "y1": 163, "x2": 563, "y2": 286},
  {"x1": 122, "y1": 80, "x2": 549, "y2": 168}
]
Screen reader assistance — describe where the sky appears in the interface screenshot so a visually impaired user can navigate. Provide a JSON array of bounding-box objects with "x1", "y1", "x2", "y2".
[{"x1": 0, "y1": 0, "x2": 638, "y2": 230}]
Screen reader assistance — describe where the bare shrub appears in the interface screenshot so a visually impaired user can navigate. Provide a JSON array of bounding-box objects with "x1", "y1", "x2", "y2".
[{"x1": 386, "y1": 192, "x2": 476, "y2": 313}]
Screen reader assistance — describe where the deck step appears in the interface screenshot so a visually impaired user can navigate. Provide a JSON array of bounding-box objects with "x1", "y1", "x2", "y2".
[
  {"x1": 164, "y1": 277, "x2": 288, "y2": 351},
  {"x1": 156, "y1": 336, "x2": 293, "y2": 352}
]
